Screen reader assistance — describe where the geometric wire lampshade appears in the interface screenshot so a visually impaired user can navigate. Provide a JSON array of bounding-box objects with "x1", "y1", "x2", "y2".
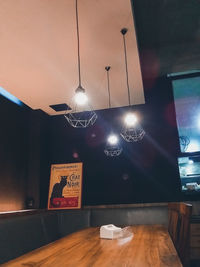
[
  {"x1": 120, "y1": 28, "x2": 145, "y2": 142},
  {"x1": 64, "y1": 86, "x2": 97, "y2": 128},
  {"x1": 64, "y1": 110, "x2": 97, "y2": 128},
  {"x1": 104, "y1": 141, "x2": 123, "y2": 157},
  {"x1": 65, "y1": 109, "x2": 97, "y2": 128},
  {"x1": 120, "y1": 124, "x2": 145, "y2": 142}
]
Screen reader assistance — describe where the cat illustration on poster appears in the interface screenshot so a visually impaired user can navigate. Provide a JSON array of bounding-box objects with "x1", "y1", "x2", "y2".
[{"x1": 50, "y1": 176, "x2": 67, "y2": 206}]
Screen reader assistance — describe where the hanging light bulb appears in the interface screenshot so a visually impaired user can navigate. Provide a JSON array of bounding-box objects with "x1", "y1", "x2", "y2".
[
  {"x1": 124, "y1": 113, "x2": 138, "y2": 126},
  {"x1": 108, "y1": 134, "x2": 119, "y2": 145},
  {"x1": 74, "y1": 86, "x2": 88, "y2": 105},
  {"x1": 104, "y1": 66, "x2": 123, "y2": 157},
  {"x1": 64, "y1": 0, "x2": 97, "y2": 128},
  {"x1": 120, "y1": 28, "x2": 145, "y2": 142}
]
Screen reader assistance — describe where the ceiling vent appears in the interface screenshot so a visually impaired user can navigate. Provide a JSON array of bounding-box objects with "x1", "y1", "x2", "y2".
[{"x1": 49, "y1": 103, "x2": 71, "y2": 112}]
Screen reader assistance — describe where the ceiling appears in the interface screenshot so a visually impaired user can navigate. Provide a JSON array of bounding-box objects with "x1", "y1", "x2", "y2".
[
  {"x1": 0, "y1": 0, "x2": 145, "y2": 115},
  {"x1": 133, "y1": 0, "x2": 200, "y2": 78}
]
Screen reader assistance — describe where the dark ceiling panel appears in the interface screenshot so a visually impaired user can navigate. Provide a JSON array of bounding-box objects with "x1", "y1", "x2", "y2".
[
  {"x1": 49, "y1": 103, "x2": 71, "y2": 112},
  {"x1": 131, "y1": 0, "x2": 200, "y2": 75}
]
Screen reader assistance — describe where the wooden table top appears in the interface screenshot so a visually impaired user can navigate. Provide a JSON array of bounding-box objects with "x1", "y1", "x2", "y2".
[{"x1": 3, "y1": 225, "x2": 182, "y2": 267}]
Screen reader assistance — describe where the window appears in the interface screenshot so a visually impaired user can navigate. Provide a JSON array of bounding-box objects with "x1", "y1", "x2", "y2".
[
  {"x1": 172, "y1": 73, "x2": 200, "y2": 153},
  {"x1": 170, "y1": 71, "x2": 200, "y2": 193}
]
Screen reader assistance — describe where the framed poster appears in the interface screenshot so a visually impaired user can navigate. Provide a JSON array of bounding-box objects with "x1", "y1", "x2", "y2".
[{"x1": 47, "y1": 162, "x2": 83, "y2": 210}]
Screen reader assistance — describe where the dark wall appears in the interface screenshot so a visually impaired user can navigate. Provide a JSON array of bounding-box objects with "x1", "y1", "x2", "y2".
[
  {"x1": 0, "y1": 78, "x2": 193, "y2": 209},
  {"x1": 0, "y1": 95, "x2": 48, "y2": 212},
  {"x1": 42, "y1": 76, "x2": 189, "y2": 206},
  {"x1": 0, "y1": 77, "x2": 194, "y2": 210},
  {"x1": 26, "y1": 109, "x2": 50, "y2": 209},
  {"x1": 0, "y1": 96, "x2": 30, "y2": 211}
]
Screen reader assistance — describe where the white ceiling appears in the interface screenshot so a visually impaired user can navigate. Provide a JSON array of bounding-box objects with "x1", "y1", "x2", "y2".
[{"x1": 0, "y1": 0, "x2": 145, "y2": 115}]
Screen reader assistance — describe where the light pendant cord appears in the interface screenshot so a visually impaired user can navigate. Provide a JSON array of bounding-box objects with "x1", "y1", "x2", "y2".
[
  {"x1": 121, "y1": 28, "x2": 131, "y2": 106},
  {"x1": 105, "y1": 66, "x2": 111, "y2": 108},
  {"x1": 76, "y1": 0, "x2": 81, "y2": 86}
]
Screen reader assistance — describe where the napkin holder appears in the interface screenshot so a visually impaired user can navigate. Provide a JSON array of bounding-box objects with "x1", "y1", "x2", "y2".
[{"x1": 100, "y1": 224, "x2": 122, "y2": 239}]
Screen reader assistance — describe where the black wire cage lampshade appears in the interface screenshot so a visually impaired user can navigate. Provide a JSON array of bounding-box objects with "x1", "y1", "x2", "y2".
[
  {"x1": 104, "y1": 66, "x2": 123, "y2": 157},
  {"x1": 120, "y1": 28, "x2": 145, "y2": 142},
  {"x1": 64, "y1": 0, "x2": 97, "y2": 128}
]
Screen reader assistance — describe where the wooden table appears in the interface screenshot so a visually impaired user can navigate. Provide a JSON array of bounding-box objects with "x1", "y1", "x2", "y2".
[{"x1": 3, "y1": 225, "x2": 182, "y2": 267}]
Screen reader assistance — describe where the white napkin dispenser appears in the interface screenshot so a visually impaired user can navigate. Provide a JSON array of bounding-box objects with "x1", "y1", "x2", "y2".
[{"x1": 100, "y1": 224, "x2": 122, "y2": 239}]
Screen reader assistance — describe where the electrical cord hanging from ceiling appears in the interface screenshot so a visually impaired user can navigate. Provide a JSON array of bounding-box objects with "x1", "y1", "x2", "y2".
[
  {"x1": 76, "y1": 0, "x2": 81, "y2": 87},
  {"x1": 121, "y1": 28, "x2": 131, "y2": 106},
  {"x1": 105, "y1": 66, "x2": 111, "y2": 108}
]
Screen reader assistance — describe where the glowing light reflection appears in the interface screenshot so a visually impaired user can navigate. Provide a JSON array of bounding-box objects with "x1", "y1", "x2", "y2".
[
  {"x1": 0, "y1": 86, "x2": 22, "y2": 106},
  {"x1": 186, "y1": 140, "x2": 200, "y2": 152}
]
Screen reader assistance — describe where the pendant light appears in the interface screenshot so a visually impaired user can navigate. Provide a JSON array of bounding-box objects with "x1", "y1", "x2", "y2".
[
  {"x1": 64, "y1": 0, "x2": 97, "y2": 128},
  {"x1": 104, "y1": 66, "x2": 122, "y2": 157},
  {"x1": 120, "y1": 28, "x2": 145, "y2": 142}
]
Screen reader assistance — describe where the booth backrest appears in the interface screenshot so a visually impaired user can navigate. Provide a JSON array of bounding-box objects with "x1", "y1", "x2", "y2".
[
  {"x1": 0, "y1": 214, "x2": 46, "y2": 264},
  {"x1": 0, "y1": 205, "x2": 168, "y2": 264},
  {"x1": 41, "y1": 211, "x2": 60, "y2": 243},
  {"x1": 90, "y1": 206, "x2": 168, "y2": 226},
  {"x1": 0, "y1": 209, "x2": 91, "y2": 264},
  {"x1": 58, "y1": 209, "x2": 91, "y2": 237}
]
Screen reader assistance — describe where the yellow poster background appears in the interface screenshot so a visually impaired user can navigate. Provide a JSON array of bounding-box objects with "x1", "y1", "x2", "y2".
[{"x1": 47, "y1": 162, "x2": 82, "y2": 210}]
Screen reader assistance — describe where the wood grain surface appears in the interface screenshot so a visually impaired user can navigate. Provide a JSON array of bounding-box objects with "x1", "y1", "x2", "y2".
[{"x1": 3, "y1": 225, "x2": 182, "y2": 267}]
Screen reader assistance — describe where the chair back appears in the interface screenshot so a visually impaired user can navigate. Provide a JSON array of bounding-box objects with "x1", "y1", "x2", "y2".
[
  {"x1": 168, "y1": 202, "x2": 180, "y2": 247},
  {"x1": 177, "y1": 203, "x2": 192, "y2": 267},
  {"x1": 168, "y1": 202, "x2": 192, "y2": 267}
]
